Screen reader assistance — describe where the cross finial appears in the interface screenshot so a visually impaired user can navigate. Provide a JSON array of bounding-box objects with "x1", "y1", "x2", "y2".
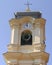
[{"x1": 25, "y1": 1, "x2": 32, "y2": 12}]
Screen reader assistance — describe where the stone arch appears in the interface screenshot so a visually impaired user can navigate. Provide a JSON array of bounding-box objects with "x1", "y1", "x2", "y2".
[{"x1": 21, "y1": 30, "x2": 32, "y2": 45}]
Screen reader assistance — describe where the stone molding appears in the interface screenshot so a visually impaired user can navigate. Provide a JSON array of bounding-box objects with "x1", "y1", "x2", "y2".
[
  {"x1": 3, "y1": 52, "x2": 49, "y2": 63},
  {"x1": 7, "y1": 43, "x2": 46, "y2": 52},
  {"x1": 9, "y1": 17, "x2": 46, "y2": 28}
]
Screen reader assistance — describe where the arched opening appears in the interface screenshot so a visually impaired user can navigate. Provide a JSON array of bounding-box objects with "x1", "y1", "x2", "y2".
[{"x1": 21, "y1": 30, "x2": 32, "y2": 45}]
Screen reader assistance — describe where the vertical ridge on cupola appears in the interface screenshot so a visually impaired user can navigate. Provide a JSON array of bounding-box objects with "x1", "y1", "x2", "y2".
[{"x1": 3, "y1": 1, "x2": 49, "y2": 65}]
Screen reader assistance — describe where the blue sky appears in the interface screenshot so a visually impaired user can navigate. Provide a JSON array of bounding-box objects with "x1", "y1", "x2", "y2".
[{"x1": 0, "y1": 0, "x2": 52, "y2": 65}]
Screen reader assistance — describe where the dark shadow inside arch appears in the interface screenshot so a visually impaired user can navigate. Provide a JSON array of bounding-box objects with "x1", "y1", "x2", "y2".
[{"x1": 21, "y1": 30, "x2": 32, "y2": 45}]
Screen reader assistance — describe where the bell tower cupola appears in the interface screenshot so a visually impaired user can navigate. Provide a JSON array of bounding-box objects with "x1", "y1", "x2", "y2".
[{"x1": 3, "y1": 4, "x2": 49, "y2": 65}]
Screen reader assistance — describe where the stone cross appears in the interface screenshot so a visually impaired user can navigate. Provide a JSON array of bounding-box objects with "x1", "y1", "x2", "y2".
[{"x1": 24, "y1": 1, "x2": 32, "y2": 10}]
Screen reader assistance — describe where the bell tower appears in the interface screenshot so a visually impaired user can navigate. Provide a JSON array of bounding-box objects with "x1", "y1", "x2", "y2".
[{"x1": 3, "y1": 4, "x2": 49, "y2": 65}]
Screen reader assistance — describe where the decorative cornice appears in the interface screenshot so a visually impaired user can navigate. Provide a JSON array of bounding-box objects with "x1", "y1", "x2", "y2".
[
  {"x1": 3, "y1": 52, "x2": 49, "y2": 63},
  {"x1": 9, "y1": 17, "x2": 46, "y2": 28}
]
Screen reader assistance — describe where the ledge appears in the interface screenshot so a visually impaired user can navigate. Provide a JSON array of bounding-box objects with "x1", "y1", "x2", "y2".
[
  {"x1": 7, "y1": 43, "x2": 46, "y2": 52},
  {"x1": 3, "y1": 51, "x2": 49, "y2": 63}
]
